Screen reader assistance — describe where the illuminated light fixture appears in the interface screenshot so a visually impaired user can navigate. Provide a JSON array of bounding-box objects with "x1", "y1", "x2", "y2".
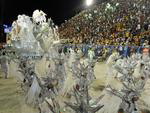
[{"x1": 86, "y1": 0, "x2": 93, "y2": 6}]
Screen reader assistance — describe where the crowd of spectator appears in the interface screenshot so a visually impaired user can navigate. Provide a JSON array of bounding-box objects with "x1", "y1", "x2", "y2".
[{"x1": 59, "y1": 0, "x2": 150, "y2": 47}]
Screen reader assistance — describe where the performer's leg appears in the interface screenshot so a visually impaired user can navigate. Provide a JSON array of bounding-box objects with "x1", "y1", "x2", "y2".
[{"x1": 4, "y1": 71, "x2": 8, "y2": 79}]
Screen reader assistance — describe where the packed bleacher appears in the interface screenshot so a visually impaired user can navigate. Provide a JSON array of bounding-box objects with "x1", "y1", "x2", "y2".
[{"x1": 59, "y1": 0, "x2": 150, "y2": 47}]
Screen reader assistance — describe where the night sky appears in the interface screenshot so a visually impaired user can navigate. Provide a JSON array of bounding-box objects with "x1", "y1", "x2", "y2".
[
  {"x1": 0, "y1": 0, "x2": 88, "y2": 42},
  {"x1": 1, "y1": 0, "x2": 85, "y2": 25}
]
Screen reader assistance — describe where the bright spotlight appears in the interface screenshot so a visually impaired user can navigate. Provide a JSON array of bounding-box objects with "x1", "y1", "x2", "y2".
[{"x1": 86, "y1": 0, "x2": 93, "y2": 6}]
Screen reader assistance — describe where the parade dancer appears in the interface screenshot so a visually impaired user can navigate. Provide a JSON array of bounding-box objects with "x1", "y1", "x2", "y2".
[
  {"x1": 107, "y1": 85, "x2": 140, "y2": 113},
  {"x1": 55, "y1": 59, "x2": 66, "y2": 89},
  {"x1": 0, "y1": 52, "x2": 10, "y2": 79},
  {"x1": 80, "y1": 58, "x2": 96, "y2": 85},
  {"x1": 88, "y1": 48, "x2": 95, "y2": 62},
  {"x1": 71, "y1": 57, "x2": 82, "y2": 80},
  {"x1": 86, "y1": 62, "x2": 96, "y2": 84},
  {"x1": 106, "y1": 51, "x2": 119, "y2": 76},
  {"x1": 65, "y1": 63, "x2": 104, "y2": 113}
]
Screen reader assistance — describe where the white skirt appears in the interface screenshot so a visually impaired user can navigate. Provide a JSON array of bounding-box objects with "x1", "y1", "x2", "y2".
[{"x1": 98, "y1": 90, "x2": 122, "y2": 113}]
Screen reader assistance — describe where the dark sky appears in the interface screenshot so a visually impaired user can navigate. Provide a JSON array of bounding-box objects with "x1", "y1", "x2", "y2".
[
  {"x1": 1, "y1": 0, "x2": 85, "y2": 25},
  {"x1": 0, "y1": 0, "x2": 89, "y2": 42}
]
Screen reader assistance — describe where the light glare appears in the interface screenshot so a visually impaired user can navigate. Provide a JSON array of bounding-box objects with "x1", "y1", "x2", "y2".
[{"x1": 86, "y1": 0, "x2": 93, "y2": 6}]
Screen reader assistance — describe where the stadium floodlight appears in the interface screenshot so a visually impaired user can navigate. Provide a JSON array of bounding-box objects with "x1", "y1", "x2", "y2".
[{"x1": 86, "y1": 0, "x2": 93, "y2": 6}]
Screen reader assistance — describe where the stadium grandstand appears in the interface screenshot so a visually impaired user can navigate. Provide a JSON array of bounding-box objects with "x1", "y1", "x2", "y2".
[{"x1": 59, "y1": 0, "x2": 150, "y2": 46}]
